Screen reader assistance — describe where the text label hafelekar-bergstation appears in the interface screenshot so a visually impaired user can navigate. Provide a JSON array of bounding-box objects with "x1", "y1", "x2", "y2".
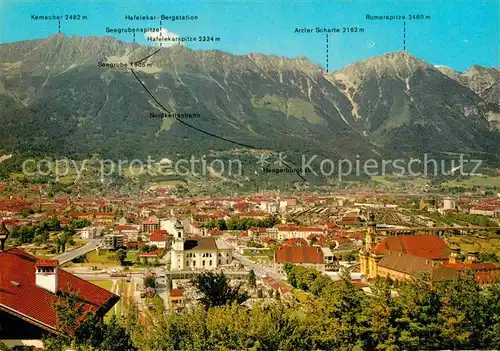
[{"x1": 124, "y1": 14, "x2": 198, "y2": 21}]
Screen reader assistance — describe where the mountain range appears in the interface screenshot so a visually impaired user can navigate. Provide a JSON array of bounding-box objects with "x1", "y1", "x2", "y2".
[{"x1": 1, "y1": 34, "x2": 499, "y2": 165}]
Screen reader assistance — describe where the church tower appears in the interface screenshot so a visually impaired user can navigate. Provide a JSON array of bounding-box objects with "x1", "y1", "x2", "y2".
[
  {"x1": 171, "y1": 221, "x2": 186, "y2": 270},
  {"x1": 365, "y1": 212, "x2": 376, "y2": 250},
  {"x1": 172, "y1": 221, "x2": 186, "y2": 251},
  {"x1": 360, "y1": 212, "x2": 377, "y2": 277}
]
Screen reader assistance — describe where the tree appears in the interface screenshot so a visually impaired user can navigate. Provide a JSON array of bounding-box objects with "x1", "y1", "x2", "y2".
[
  {"x1": 344, "y1": 251, "x2": 357, "y2": 262},
  {"x1": 101, "y1": 315, "x2": 137, "y2": 351},
  {"x1": 248, "y1": 269, "x2": 257, "y2": 288},
  {"x1": 144, "y1": 276, "x2": 156, "y2": 289},
  {"x1": 17, "y1": 226, "x2": 35, "y2": 244},
  {"x1": 74, "y1": 312, "x2": 106, "y2": 348},
  {"x1": 436, "y1": 270, "x2": 487, "y2": 349},
  {"x1": 53, "y1": 288, "x2": 84, "y2": 345},
  {"x1": 217, "y1": 219, "x2": 227, "y2": 230},
  {"x1": 116, "y1": 248, "x2": 127, "y2": 266},
  {"x1": 43, "y1": 285, "x2": 84, "y2": 349},
  {"x1": 191, "y1": 271, "x2": 249, "y2": 309},
  {"x1": 283, "y1": 262, "x2": 294, "y2": 276},
  {"x1": 310, "y1": 236, "x2": 318, "y2": 245}
]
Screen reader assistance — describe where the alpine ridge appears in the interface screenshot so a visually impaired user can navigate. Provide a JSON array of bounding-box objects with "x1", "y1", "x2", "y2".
[{"x1": 1, "y1": 34, "x2": 499, "y2": 162}]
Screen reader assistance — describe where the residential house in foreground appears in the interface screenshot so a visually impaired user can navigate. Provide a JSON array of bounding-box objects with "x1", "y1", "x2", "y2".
[{"x1": 0, "y1": 248, "x2": 119, "y2": 348}]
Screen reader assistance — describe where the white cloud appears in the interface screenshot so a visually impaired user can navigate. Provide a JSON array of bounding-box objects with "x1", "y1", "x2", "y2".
[{"x1": 144, "y1": 28, "x2": 183, "y2": 48}]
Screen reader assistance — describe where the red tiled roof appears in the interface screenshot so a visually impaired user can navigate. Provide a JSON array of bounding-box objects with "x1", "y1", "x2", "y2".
[
  {"x1": 332, "y1": 237, "x2": 351, "y2": 244},
  {"x1": 307, "y1": 233, "x2": 327, "y2": 246},
  {"x1": 282, "y1": 238, "x2": 308, "y2": 247},
  {"x1": 139, "y1": 248, "x2": 165, "y2": 257},
  {"x1": 149, "y1": 230, "x2": 169, "y2": 242},
  {"x1": 169, "y1": 289, "x2": 184, "y2": 297},
  {"x1": 443, "y1": 261, "x2": 498, "y2": 270},
  {"x1": 125, "y1": 241, "x2": 146, "y2": 248},
  {"x1": 114, "y1": 225, "x2": 139, "y2": 231},
  {"x1": 248, "y1": 227, "x2": 267, "y2": 232},
  {"x1": 373, "y1": 235, "x2": 451, "y2": 260},
  {"x1": 0, "y1": 248, "x2": 119, "y2": 332},
  {"x1": 262, "y1": 276, "x2": 289, "y2": 294},
  {"x1": 35, "y1": 260, "x2": 58, "y2": 268},
  {"x1": 233, "y1": 211, "x2": 268, "y2": 218},
  {"x1": 471, "y1": 206, "x2": 498, "y2": 211},
  {"x1": 275, "y1": 246, "x2": 324, "y2": 264},
  {"x1": 142, "y1": 220, "x2": 159, "y2": 225},
  {"x1": 277, "y1": 225, "x2": 323, "y2": 232}
]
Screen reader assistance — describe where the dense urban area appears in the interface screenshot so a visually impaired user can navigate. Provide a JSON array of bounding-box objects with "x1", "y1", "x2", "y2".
[{"x1": 1, "y1": 177, "x2": 500, "y2": 350}]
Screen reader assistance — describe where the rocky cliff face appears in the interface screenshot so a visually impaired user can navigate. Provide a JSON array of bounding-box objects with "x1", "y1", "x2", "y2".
[
  {"x1": 436, "y1": 64, "x2": 500, "y2": 131},
  {"x1": 1, "y1": 34, "x2": 498, "y2": 160}
]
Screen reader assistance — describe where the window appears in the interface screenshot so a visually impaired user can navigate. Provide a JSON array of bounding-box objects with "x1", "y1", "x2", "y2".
[
  {"x1": 209, "y1": 260, "x2": 212, "y2": 266},
  {"x1": 202, "y1": 260, "x2": 205, "y2": 266},
  {"x1": 218, "y1": 260, "x2": 221, "y2": 264}
]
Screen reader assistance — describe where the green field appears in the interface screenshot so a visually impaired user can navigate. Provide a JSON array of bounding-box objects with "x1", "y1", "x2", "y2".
[
  {"x1": 448, "y1": 236, "x2": 500, "y2": 256},
  {"x1": 442, "y1": 176, "x2": 500, "y2": 187},
  {"x1": 371, "y1": 176, "x2": 395, "y2": 184},
  {"x1": 63, "y1": 250, "x2": 138, "y2": 267},
  {"x1": 89, "y1": 279, "x2": 133, "y2": 320},
  {"x1": 89, "y1": 279, "x2": 113, "y2": 291}
]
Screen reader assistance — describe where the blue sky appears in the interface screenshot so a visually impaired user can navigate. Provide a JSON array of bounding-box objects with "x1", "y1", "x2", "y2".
[{"x1": 1, "y1": 0, "x2": 498, "y2": 71}]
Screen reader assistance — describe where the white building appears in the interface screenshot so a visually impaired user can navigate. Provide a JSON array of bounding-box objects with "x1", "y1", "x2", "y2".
[
  {"x1": 170, "y1": 223, "x2": 233, "y2": 271},
  {"x1": 443, "y1": 197, "x2": 456, "y2": 210},
  {"x1": 114, "y1": 225, "x2": 140, "y2": 241},
  {"x1": 79, "y1": 226, "x2": 102, "y2": 240},
  {"x1": 149, "y1": 229, "x2": 170, "y2": 249},
  {"x1": 160, "y1": 218, "x2": 190, "y2": 233},
  {"x1": 186, "y1": 221, "x2": 206, "y2": 236},
  {"x1": 276, "y1": 224, "x2": 325, "y2": 241}
]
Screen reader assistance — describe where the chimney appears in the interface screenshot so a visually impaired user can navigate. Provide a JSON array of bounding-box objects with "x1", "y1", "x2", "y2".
[
  {"x1": 465, "y1": 251, "x2": 478, "y2": 264},
  {"x1": 448, "y1": 247, "x2": 461, "y2": 264},
  {"x1": 35, "y1": 260, "x2": 59, "y2": 294}
]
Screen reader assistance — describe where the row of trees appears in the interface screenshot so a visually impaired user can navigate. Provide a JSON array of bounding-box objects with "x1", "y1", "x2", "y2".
[
  {"x1": 44, "y1": 267, "x2": 500, "y2": 350},
  {"x1": 9, "y1": 217, "x2": 90, "y2": 246},
  {"x1": 202, "y1": 215, "x2": 280, "y2": 231},
  {"x1": 122, "y1": 267, "x2": 500, "y2": 350},
  {"x1": 444, "y1": 212, "x2": 498, "y2": 227},
  {"x1": 283, "y1": 264, "x2": 500, "y2": 350}
]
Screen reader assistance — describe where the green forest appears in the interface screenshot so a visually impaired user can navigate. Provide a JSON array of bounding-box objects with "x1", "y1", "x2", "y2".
[{"x1": 33, "y1": 268, "x2": 500, "y2": 351}]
